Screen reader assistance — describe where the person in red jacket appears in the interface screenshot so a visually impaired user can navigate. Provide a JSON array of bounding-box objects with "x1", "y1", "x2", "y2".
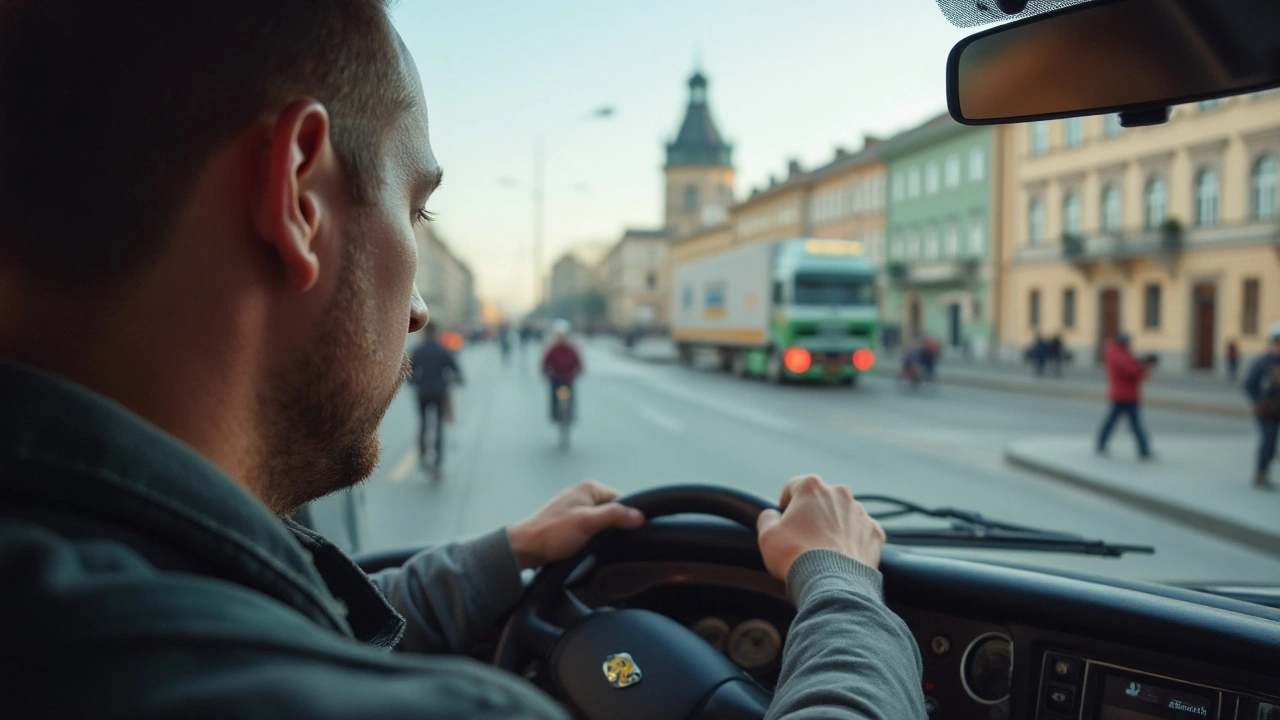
[
  {"x1": 1096, "y1": 332, "x2": 1155, "y2": 458},
  {"x1": 541, "y1": 319, "x2": 583, "y2": 422}
]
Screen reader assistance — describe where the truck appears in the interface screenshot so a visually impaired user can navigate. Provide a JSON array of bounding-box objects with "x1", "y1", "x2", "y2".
[{"x1": 671, "y1": 238, "x2": 878, "y2": 384}]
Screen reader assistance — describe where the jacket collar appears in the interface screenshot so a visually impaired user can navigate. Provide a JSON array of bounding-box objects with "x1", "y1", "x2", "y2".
[{"x1": 0, "y1": 361, "x2": 402, "y2": 644}]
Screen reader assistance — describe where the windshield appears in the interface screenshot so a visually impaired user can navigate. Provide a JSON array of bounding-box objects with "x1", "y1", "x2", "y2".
[
  {"x1": 793, "y1": 275, "x2": 876, "y2": 306},
  {"x1": 326, "y1": 2, "x2": 1280, "y2": 591}
]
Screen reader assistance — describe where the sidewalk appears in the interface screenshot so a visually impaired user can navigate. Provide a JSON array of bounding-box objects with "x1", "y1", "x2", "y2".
[
  {"x1": 608, "y1": 336, "x2": 680, "y2": 363},
  {"x1": 872, "y1": 356, "x2": 1251, "y2": 417},
  {"x1": 1006, "y1": 434, "x2": 1280, "y2": 557}
]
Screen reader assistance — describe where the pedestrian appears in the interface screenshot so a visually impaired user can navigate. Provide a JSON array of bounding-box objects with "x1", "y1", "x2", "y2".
[
  {"x1": 1243, "y1": 322, "x2": 1280, "y2": 490},
  {"x1": 1096, "y1": 332, "x2": 1155, "y2": 459},
  {"x1": 1031, "y1": 334, "x2": 1048, "y2": 377},
  {"x1": 1049, "y1": 334, "x2": 1064, "y2": 377},
  {"x1": 1226, "y1": 338, "x2": 1240, "y2": 384},
  {"x1": 409, "y1": 322, "x2": 463, "y2": 480}
]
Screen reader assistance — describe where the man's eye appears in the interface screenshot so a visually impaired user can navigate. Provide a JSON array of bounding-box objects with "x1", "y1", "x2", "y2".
[{"x1": 414, "y1": 208, "x2": 436, "y2": 225}]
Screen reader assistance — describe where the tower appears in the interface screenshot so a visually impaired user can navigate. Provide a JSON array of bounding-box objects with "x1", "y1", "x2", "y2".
[{"x1": 664, "y1": 70, "x2": 735, "y2": 238}]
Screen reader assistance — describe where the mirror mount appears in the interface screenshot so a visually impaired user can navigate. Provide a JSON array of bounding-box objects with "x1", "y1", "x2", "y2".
[{"x1": 1119, "y1": 106, "x2": 1171, "y2": 128}]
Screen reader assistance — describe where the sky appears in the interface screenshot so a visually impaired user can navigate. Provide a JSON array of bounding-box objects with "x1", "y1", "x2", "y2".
[{"x1": 391, "y1": 1, "x2": 974, "y2": 313}]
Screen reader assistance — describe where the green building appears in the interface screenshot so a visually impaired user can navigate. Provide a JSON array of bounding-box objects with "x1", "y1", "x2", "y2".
[{"x1": 882, "y1": 114, "x2": 997, "y2": 360}]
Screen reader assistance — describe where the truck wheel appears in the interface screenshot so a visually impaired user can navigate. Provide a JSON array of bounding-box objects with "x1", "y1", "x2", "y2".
[{"x1": 766, "y1": 352, "x2": 785, "y2": 384}]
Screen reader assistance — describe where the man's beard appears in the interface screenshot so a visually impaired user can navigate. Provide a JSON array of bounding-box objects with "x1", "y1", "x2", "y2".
[{"x1": 256, "y1": 235, "x2": 411, "y2": 516}]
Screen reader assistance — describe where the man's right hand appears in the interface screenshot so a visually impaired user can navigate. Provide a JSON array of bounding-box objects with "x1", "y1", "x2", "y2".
[{"x1": 756, "y1": 475, "x2": 886, "y2": 582}]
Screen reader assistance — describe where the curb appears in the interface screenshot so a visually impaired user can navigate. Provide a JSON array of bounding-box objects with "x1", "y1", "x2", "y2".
[
  {"x1": 1004, "y1": 448, "x2": 1280, "y2": 558},
  {"x1": 870, "y1": 366, "x2": 1248, "y2": 418}
]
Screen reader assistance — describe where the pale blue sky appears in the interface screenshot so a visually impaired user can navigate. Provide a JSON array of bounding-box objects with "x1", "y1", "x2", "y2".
[{"x1": 391, "y1": 1, "x2": 972, "y2": 312}]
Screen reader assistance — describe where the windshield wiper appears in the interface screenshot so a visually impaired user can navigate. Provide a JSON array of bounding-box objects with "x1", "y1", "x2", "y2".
[{"x1": 858, "y1": 495, "x2": 1155, "y2": 558}]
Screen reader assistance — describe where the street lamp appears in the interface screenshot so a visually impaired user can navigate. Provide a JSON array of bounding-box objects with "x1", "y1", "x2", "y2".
[{"x1": 505, "y1": 106, "x2": 615, "y2": 314}]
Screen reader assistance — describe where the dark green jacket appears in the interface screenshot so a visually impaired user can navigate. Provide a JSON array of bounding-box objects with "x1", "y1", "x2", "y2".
[{"x1": 0, "y1": 362, "x2": 565, "y2": 719}]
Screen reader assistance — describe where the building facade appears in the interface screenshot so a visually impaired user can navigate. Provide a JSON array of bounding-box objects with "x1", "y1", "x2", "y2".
[
  {"x1": 997, "y1": 93, "x2": 1280, "y2": 371},
  {"x1": 547, "y1": 253, "x2": 601, "y2": 328},
  {"x1": 883, "y1": 115, "x2": 1000, "y2": 358},
  {"x1": 415, "y1": 224, "x2": 478, "y2": 331},
  {"x1": 599, "y1": 229, "x2": 671, "y2": 331}
]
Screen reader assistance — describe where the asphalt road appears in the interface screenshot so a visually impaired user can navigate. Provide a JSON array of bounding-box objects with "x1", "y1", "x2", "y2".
[{"x1": 359, "y1": 336, "x2": 1280, "y2": 586}]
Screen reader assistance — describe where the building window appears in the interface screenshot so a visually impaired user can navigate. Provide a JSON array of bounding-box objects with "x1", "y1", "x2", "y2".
[
  {"x1": 1101, "y1": 184, "x2": 1122, "y2": 232},
  {"x1": 1028, "y1": 197, "x2": 1046, "y2": 245},
  {"x1": 1253, "y1": 155, "x2": 1277, "y2": 220},
  {"x1": 944, "y1": 223, "x2": 960, "y2": 257},
  {"x1": 1030, "y1": 121, "x2": 1049, "y2": 156},
  {"x1": 1243, "y1": 278, "x2": 1260, "y2": 335},
  {"x1": 893, "y1": 173, "x2": 905, "y2": 201},
  {"x1": 925, "y1": 162, "x2": 940, "y2": 194},
  {"x1": 1029, "y1": 289, "x2": 1041, "y2": 328},
  {"x1": 968, "y1": 214, "x2": 985, "y2": 255},
  {"x1": 1144, "y1": 176, "x2": 1168, "y2": 230},
  {"x1": 908, "y1": 231, "x2": 921, "y2": 259},
  {"x1": 923, "y1": 226, "x2": 940, "y2": 259},
  {"x1": 1104, "y1": 113, "x2": 1123, "y2": 137},
  {"x1": 945, "y1": 154, "x2": 961, "y2": 188},
  {"x1": 1198, "y1": 99, "x2": 1222, "y2": 112},
  {"x1": 1195, "y1": 167, "x2": 1219, "y2": 227},
  {"x1": 683, "y1": 185, "x2": 698, "y2": 213},
  {"x1": 908, "y1": 167, "x2": 921, "y2": 198},
  {"x1": 1064, "y1": 117, "x2": 1084, "y2": 148},
  {"x1": 1143, "y1": 284, "x2": 1161, "y2": 329},
  {"x1": 646, "y1": 272, "x2": 658, "y2": 291},
  {"x1": 1063, "y1": 191, "x2": 1082, "y2": 237},
  {"x1": 1063, "y1": 288, "x2": 1076, "y2": 328},
  {"x1": 969, "y1": 146, "x2": 986, "y2": 182}
]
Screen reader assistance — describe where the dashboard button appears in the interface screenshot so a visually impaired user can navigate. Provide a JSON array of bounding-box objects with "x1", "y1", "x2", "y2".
[
  {"x1": 1045, "y1": 684, "x2": 1075, "y2": 714},
  {"x1": 1047, "y1": 654, "x2": 1081, "y2": 683}
]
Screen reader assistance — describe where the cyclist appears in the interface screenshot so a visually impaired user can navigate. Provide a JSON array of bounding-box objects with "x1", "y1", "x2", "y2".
[
  {"x1": 541, "y1": 319, "x2": 583, "y2": 423},
  {"x1": 410, "y1": 323, "x2": 462, "y2": 479}
]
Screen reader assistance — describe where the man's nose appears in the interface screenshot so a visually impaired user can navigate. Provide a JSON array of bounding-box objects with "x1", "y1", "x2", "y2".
[{"x1": 409, "y1": 285, "x2": 428, "y2": 333}]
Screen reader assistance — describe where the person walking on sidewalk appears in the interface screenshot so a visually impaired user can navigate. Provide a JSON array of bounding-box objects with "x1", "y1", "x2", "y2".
[
  {"x1": 410, "y1": 323, "x2": 463, "y2": 480},
  {"x1": 1226, "y1": 338, "x2": 1240, "y2": 384},
  {"x1": 1096, "y1": 332, "x2": 1154, "y2": 459},
  {"x1": 1243, "y1": 322, "x2": 1280, "y2": 490}
]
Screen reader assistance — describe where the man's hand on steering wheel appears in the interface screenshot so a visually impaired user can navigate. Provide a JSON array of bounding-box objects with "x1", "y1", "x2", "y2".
[
  {"x1": 756, "y1": 474, "x2": 887, "y2": 581},
  {"x1": 507, "y1": 480, "x2": 647, "y2": 570}
]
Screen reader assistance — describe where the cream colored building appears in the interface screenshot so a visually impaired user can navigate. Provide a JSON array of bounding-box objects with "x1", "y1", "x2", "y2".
[
  {"x1": 415, "y1": 225, "x2": 477, "y2": 331},
  {"x1": 598, "y1": 229, "x2": 670, "y2": 330},
  {"x1": 806, "y1": 141, "x2": 888, "y2": 268},
  {"x1": 998, "y1": 93, "x2": 1280, "y2": 372}
]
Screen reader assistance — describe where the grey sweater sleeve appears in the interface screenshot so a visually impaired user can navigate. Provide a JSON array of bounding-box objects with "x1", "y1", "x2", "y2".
[
  {"x1": 766, "y1": 550, "x2": 927, "y2": 720},
  {"x1": 368, "y1": 528, "x2": 524, "y2": 655}
]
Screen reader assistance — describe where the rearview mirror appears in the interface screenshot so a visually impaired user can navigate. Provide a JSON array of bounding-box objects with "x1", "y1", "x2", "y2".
[{"x1": 947, "y1": 0, "x2": 1280, "y2": 126}]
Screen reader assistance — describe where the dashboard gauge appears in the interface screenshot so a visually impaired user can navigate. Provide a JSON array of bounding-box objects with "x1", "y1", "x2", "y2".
[
  {"x1": 961, "y1": 633, "x2": 1013, "y2": 705},
  {"x1": 727, "y1": 619, "x2": 782, "y2": 670},
  {"x1": 691, "y1": 617, "x2": 731, "y2": 652}
]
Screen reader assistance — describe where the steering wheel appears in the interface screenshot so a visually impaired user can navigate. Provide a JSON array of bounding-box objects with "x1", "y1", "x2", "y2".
[{"x1": 494, "y1": 485, "x2": 779, "y2": 720}]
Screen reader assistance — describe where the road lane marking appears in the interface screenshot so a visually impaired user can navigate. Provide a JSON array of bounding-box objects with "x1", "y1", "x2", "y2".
[
  {"x1": 389, "y1": 449, "x2": 417, "y2": 482},
  {"x1": 636, "y1": 405, "x2": 686, "y2": 433},
  {"x1": 638, "y1": 377, "x2": 798, "y2": 433}
]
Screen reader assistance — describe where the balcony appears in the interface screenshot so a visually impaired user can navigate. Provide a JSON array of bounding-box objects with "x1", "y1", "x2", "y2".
[
  {"x1": 1062, "y1": 221, "x2": 1185, "y2": 278},
  {"x1": 888, "y1": 258, "x2": 981, "y2": 287}
]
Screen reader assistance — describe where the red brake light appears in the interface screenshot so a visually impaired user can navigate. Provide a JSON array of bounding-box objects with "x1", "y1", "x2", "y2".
[
  {"x1": 852, "y1": 348, "x2": 876, "y2": 372},
  {"x1": 783, "y1": 347, "x2": 812, "y2": 374}
]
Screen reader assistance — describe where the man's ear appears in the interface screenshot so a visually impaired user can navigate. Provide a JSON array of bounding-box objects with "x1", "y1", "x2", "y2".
[{"x1": 254, "y1": 99, "x2": 337, "y2": 294}]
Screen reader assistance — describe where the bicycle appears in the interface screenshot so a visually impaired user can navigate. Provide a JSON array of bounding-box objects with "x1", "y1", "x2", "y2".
[{"x1": 554, "y1": 384, "x2": 573, "y2": 449}]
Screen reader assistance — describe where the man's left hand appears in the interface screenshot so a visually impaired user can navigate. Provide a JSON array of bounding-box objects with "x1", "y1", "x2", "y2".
[{"x1": 507, "y1": 480, "x2": 646, "y2": 570}]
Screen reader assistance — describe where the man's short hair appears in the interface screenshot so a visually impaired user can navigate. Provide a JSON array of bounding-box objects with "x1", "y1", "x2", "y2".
[{"x1": 0, "y1": 0, "x2": 413, "y2": 294}]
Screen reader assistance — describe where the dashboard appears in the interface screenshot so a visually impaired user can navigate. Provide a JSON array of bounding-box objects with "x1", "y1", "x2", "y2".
[{"x1": 573, "y1": 519, "x2": 1280, "y2": 720}]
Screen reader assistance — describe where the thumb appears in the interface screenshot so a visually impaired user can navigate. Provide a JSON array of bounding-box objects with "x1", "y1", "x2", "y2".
[
  {"x1": 756, "y1": 508, "x2": 782, "y2": 535},
  {"x1": 588, "y1": 502, "x2": 645, "y2": 531}
]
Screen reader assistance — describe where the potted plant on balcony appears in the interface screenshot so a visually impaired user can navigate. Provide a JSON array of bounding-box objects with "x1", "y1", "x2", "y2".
[
  {"x1": 1061, "y1": 233, "x2": 1085, "y2": 258},
  {"x1": 887, "y1": 261, "x2": 907, "y2": 282},
  {"x1": 1159, "y1": 217, "x2": 1184, "y2": 252}
]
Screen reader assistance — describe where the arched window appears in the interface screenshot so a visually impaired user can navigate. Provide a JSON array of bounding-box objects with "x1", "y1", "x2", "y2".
[
  {"x1": 1195, "y1": 168, "x2": 1219, "y2": 227},
  {"x1": 1252, "y1": 155, "x2": 1277, "y2": 220},
  {"x1": 1144, "y1": 177, "x2": 1167, "y2": 230},
  {"x1": 1028, "y1": 197, "x2": 1045, "y2": 244},
  {"x1": 1062, "y1": 192, "x2": 1082, "y2": 237},
  {"x1": 1101, "y1": 184, "x2": 1122, "y2": 232}
]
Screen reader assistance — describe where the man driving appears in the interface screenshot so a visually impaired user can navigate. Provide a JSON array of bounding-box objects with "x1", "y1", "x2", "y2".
[{"x1": 0, "y1": 2, "x2": 924, "y2": 718}]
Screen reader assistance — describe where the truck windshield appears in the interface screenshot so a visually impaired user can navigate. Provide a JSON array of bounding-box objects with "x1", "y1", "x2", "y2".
[{"x1": 793, "y1": 274, "x2": 875, "y2": 306}]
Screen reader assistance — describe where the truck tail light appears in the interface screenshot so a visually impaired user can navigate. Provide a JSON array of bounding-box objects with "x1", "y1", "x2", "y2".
[
  {"x1": 852, "y1": 348, "x2": 876, "y2": 372},
  {"x1": 783, "y1": 348, "x2": 812, "y2": 373}
]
